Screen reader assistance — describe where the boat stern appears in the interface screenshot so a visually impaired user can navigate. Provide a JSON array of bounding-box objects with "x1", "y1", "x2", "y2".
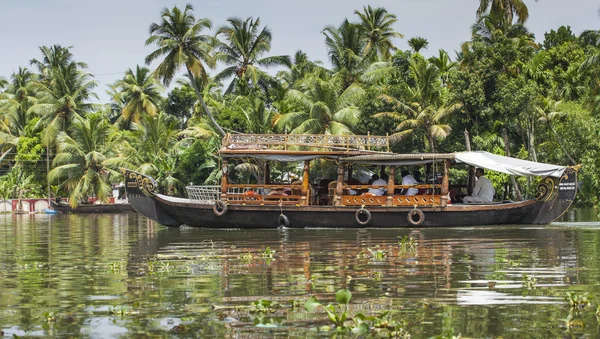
[{"x1": 527, "y1": 166, "x2": 579, "y2": 224}]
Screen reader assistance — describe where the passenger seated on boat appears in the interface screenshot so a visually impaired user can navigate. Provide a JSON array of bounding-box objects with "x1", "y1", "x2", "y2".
[
  {"x1": 401, "y1": 170, "x2": 418, "y2": 196},
  {"x1": 368, "y1": 174, "x2": 377, "y2": 185},
  {"x1": 462, "y1": 168, "x2": 495, "y2": 204},
  {"x1": 345, "y1": 177, "x2": 359, "y2": 195},
  {"x1": 242, "y1": 190, "x2": 261, "y2": 201},
  {"x1": 268, "y1": 188, "x2": 288, "y2": 196},
  {"x1": 368, "y1": 175, "x2": 387, "y2": 196}
]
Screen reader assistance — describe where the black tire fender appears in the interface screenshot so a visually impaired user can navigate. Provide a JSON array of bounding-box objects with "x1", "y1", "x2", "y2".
[
  {"x1": 277, "y1": 213, "x2": 290, "y2": 227},
  {"x1": 213, "y1": 200, "x2": 228, "y2": 216},
  {"x1": 355, "y1": 208, "x2": 372, "y2": 225},
  {"x1": 407, "y1": 209, "x2": 424, "y2": 226}
]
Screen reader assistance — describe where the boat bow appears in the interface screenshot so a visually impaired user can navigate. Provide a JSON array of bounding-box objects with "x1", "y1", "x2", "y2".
[{"x1": 122, "y1": 169, "x2": 182, "y2": 227}]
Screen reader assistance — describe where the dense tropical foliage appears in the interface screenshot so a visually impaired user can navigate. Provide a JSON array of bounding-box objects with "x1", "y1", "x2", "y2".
[{"x1": 1, "y1": 2, "x2": 600, "y2": 206}]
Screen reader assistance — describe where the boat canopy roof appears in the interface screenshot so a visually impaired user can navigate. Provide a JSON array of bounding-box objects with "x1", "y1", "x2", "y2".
[
  {"x1": 454, "y1": 151, "x2": 566, "y2": 178},
  {"x1": 220, "y1": 133, "x2": 392, "y2": 160},
  {"x1": 341, "y1": 151, "x2": 567, "y2": 178},
  {"x1": 219, "y1": 134, "x2": 567, "y2": 178}
]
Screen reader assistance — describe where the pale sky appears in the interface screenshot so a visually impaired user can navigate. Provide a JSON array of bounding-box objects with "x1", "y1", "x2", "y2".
[{"x1": 2, "y1": 0, "x2": 598, "y2": 102}]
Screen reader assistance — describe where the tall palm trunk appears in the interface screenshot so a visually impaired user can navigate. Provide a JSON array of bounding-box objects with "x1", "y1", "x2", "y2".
[
  {"x1": 502, "y1": 128, "x2": 523, "y2": 201},
  {"x1": 547, "y1": 121, "x2": 576, "y2": 165},
  {"x1": 428, "y1": 133, "x2": 435, "y2": 152},
  {"x1": 529, "y1": 117, "x2": 537, "y2": 162},
  {"x1": 186, "y1": 68, "x2": 226, "y2": 138}
]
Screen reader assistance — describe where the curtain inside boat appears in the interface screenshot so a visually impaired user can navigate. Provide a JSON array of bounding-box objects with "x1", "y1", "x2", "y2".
[{"x1": 454, "y1": 151, "x2": 566, "y2": 178}]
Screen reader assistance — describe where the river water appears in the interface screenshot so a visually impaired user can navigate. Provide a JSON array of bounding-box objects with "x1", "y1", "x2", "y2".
[{"x1": 1, "y1": 209, "x2": 600, "y2": 338}]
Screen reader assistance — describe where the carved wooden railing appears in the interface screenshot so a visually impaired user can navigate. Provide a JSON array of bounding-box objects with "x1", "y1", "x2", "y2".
[
  {"x1": 222, "y1": 133, "x2": 390, "y2": 152},
  {"x1": 223, "y1": 184, "x2": 307, "y2": 206},
  {"x1": 337, "y1": 184, "x2": 441, "y2": 207}
]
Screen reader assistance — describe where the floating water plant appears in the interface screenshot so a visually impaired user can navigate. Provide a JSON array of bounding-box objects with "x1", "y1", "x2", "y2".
[
  {"x1": 565, "y1": 292, "x2": 591, "y2": 310},
  {"x1": 304, "y1": 289, "x2": 412, "y2": 337},
  {"x1": 109, "y1": 306, "x2": 136, "y2": 316},
  {"x1": 43, "y1": 311, "x2": 58, "y2": 323},
  {"x1": 522, "y1": 274, "x2": 537, "y2": 290},
  {"x1": 355, "y1": 310, "x2": 410, "y2": 338},
  {"x1": 304, "y1": 289, "x2": 353, "y2": 330},
  {"x1": 261, "y1": 247, "x2": 276, "y2": 259},
  {"x1": 108, "y1": 261, "x2": 123, "y2": 274},
  {"x1": 357, "y1": 248, "x2": 386, "y2": 260},
  {"x1": 249, "y1": 299, "x2": 280, "y2": 314},
  {"x1": 398, "y1": 235, "x2": 418, "y2": 253}
]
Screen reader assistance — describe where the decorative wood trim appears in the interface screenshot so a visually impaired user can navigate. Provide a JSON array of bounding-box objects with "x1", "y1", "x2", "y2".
[{"x1": 222, "y1": 134, "x2": 389, "y2": 152}]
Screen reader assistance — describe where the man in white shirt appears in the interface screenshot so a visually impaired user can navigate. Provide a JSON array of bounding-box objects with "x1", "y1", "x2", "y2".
[
  {"x1": 368, "y1": 174, "x2": 387, "y2": 196},
  {"x1": 463, "y1": 168, "x2": 495, "y2": 203},
  {"x1": 400, "y1": 170, "x2": 418, "y2": 196}
]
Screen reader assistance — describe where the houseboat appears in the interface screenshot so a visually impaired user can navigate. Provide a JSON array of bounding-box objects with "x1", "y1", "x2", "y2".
[{"x1": 122, "y1": 133, "x2": 578, "y2": 228}]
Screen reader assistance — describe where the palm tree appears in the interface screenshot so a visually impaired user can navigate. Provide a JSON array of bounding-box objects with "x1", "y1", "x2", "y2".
[
  {"x1": 32, "y1": 62, "x2": 98, "y2": 145},
  {"x1": 277, "y1": 50, "x2": 327, "y2": 90},
  {"x1": 30, "y1": 45, "x2": 87, "y2": 85},
  {"x1": 428, "y1": 50, "x2": 457, "y2": 86},
  {"x1": 374, "y1": 56, "x2": 461, "y2": 151},
  {"x1": 111, "y1": 65, "x2": 164, "y2": 129},
  {"x1": 354, "y1": 6, "x2": 403, "y2": 61},
  {"x1": 145, "y1": 4, "x2": 225, "y2": 137},
  {"x1": 376, "y1": 96, "x2": 461, "y2": 152},
  {"x1": 131, "y1": 112, "x2": 180, "y2": 169},
  {"x1": 323, "y1": 20, "x2": 369, "y2": 88},
  {"x1": 476, "y1": 0, "x2": 534, "y2": 24},
  {"x1": 0, "y1": 68, "x2": 39, "y2": 143},
  {"x1": 214, "y1": 16, "x2": 291, "y2": 94},
  {"x1": 521, "y1": 51, "x2": 553, "y2": 94},
  {"x1": 48, "y1": 113, "x2": 126, "y2": 207},
  {"x1": 273, "y1": 73, "x2": 365, "y2": 135},
  {"x1": 408, "y1": 37, "x2": 429, "y2": 53},
  {"x1": 470, "y1": 13, "x2": 535, "y2": 46},
  {"x1": 579, "y1": 29, "x2": 600, "y2": 47},
  {"x1": 558, "y1": 65, "x2": 583, "y2": 100}
]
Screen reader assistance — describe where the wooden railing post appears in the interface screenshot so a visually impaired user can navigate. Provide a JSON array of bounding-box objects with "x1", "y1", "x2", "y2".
[
  {"x1": 440, "y1": 160, "x2": 449, "y2": 207},
  {"x1": 301, "y1": 160, "x2": 310, "y2": 206},
  {"x1": 335, "y1": 162, "x2": 345, "y2": 206},
  {"x1": 387, "y1": 166, "x2": 395, "y2": 207}
]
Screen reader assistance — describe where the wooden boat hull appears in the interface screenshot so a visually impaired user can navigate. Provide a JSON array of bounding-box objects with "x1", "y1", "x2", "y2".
[
  {"x1": 50, "y1": 201, "x2": 135, "y2": 214},
  {"x1": 123, "y1": 169, "x2": 577, "y2": 228}
]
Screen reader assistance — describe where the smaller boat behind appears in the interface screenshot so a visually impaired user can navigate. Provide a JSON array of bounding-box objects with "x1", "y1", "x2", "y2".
[
  {"x1": 43, "y1": 208, "x2": 60, "y2": 215},
  {"x1": 50, "y1": 201, "x2": 135, "y2": 214}
]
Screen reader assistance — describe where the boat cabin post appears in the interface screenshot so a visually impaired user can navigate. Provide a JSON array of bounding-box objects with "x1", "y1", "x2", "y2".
[
  {"x1": 301, "y1": 160, "x2": 310, "y2": 206},
  {"x1": 264, "y1": 161, "x2": 270, "y2": 184},
  {"x1": 335, "y1": 162, "x2": 345, "y2": 206},
  {"x1": 440, "y1": 160, "x2": 449, "y2": 207},
  {"x1": 221, "y1": 159, "x2": 229, "y2": 199},
  {"x1": 387, "y1": 166, "x2": 395, "y2": 207},
  {"x1": 467, "y1": 166, "x2": 475, "y2": 195}
]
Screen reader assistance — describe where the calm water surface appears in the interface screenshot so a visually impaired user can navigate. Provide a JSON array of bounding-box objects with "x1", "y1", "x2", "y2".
[{"x1": 1, "y1": 208, "x2": 600, "y2": 338}]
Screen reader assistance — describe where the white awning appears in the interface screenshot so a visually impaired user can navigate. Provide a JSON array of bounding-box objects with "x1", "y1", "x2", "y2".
[{"x1": 454, "y1": 151, "x2": 566, "y2": 178}]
